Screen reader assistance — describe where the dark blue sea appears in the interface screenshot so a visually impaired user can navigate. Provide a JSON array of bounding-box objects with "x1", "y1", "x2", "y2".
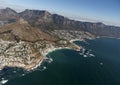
[{"x1": 1, "y1": 38, "x2": 120, "y2": 85}]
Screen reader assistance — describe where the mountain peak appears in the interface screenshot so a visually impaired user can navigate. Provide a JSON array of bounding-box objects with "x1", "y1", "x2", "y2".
[
  {"x1": 1, "y1": 7, "x2": 17, "y2": 13},
  {"x1": 0, "y1": 7, "x2": 18, "y2": 21},
  {"x1": 5, "y1": 7, "x2": 14, "y2": 11},
  {"x1": 22, "y1": 9, "x2": 51, "y2": 15}
]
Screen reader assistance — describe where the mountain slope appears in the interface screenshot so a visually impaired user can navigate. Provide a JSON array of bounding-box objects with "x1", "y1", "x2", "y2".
[{"x1": 0, "y1": 18, "x2": 57, "y2": 42}]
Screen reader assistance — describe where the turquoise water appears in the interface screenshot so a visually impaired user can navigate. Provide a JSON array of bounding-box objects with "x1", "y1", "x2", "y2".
[{"x1": 4, "y1": 38, "x2": 120, "y2": 85}]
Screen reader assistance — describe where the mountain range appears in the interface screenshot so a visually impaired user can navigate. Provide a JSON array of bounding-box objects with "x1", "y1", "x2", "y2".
[{"x1": 0, "y1": 7, "x2": 120, "y2": 38}]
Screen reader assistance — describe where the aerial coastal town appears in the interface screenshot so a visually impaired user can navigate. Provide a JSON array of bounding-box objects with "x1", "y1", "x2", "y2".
[
  {"x1": 0, "y1": 38, "x2": 81, "y2": 71},
  {"x1": 0, "y1": 39, "x2": 34, "y2": 70}
]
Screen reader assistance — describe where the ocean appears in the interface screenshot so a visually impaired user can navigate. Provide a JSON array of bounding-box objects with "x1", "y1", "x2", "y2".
[{"x1": 2, "y1": 38, "x2": 120, "y2": 85}]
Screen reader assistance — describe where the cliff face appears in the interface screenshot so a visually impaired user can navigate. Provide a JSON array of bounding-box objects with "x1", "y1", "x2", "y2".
[
  {"x1": 19, "y1": 9, "x2": 120, "y2": 38},
  {"x1": 19, "y1": 9, "x2": 53, "y2": 24},
  {"x1": 0, "y1": 8, "x2": 120, "y2": 38}
]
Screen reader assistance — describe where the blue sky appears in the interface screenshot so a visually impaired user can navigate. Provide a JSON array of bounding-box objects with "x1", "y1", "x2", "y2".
[{"x1": 0, "y1": 0, "x2": 120, "y2": 26}]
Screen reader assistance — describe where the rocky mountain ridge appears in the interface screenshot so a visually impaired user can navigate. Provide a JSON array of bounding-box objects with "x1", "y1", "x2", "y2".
[{"x1": 0, "y1": 8, "x2": 120, "y2": 38}]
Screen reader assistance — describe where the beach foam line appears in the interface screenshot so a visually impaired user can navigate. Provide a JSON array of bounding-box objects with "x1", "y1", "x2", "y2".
[{"x1": 43, "y1": 47, "x2": 72, "y2": 56}]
